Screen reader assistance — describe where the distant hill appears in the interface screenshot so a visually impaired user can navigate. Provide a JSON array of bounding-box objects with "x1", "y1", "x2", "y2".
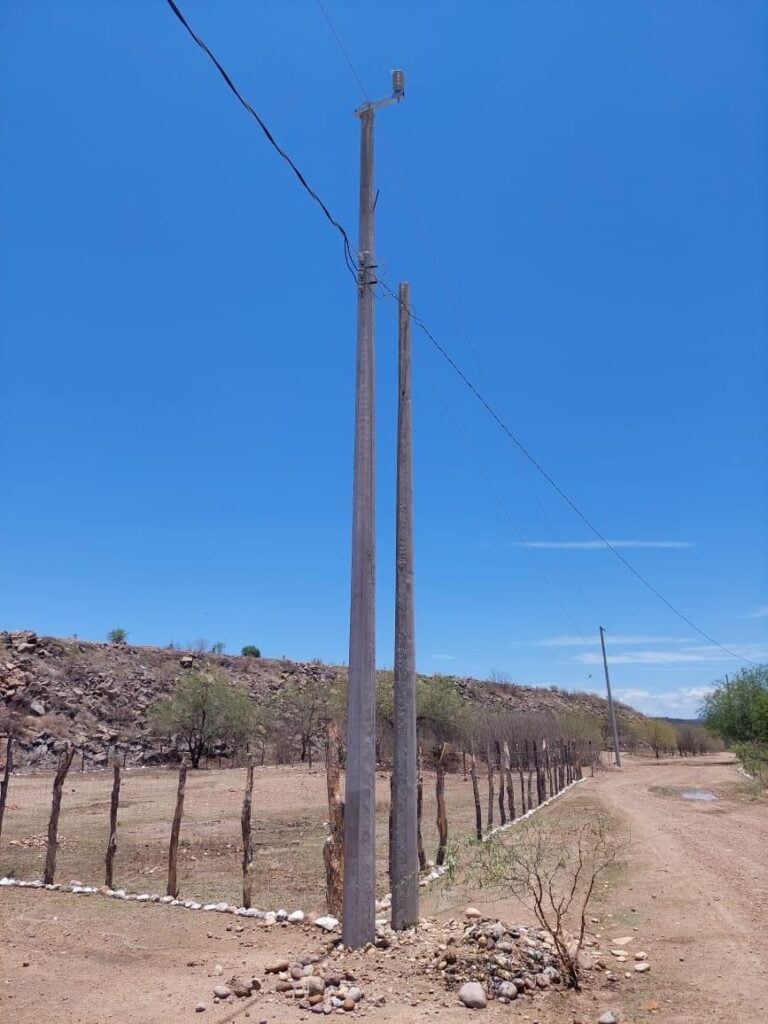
[
  {"x1": 0, "y1": 629, "x2": 646, "y2": 770},
  {"x1": 659, "y1": 716, "x2": 704, "y2": 727}
]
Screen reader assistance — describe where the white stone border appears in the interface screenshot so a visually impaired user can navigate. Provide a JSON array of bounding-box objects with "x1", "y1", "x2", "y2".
[
  {"x1": 0, "y1": 779, "x2": 585, "y2": 920},
  {"x1": 0, "y1": 876, "x2": 341, "y2": 930},
  {"x1": 482, "y1": 776, "x2": 587, "y2": 843}
]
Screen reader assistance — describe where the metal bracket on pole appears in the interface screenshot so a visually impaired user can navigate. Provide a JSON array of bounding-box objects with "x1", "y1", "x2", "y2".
[{"x1": 354, "y1": 69, "x2": 406, "y2": 117}]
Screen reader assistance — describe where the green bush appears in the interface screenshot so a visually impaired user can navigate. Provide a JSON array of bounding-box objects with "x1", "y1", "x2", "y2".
[
  {"x1": 241, "y1": 645, "x2": 261, "y2": 658},
  {"x1": 147, "y1": 670, "x2": 254, "y2": 768}
]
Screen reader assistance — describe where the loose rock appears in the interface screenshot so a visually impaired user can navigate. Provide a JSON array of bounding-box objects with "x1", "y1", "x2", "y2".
[
  {"x1": 265, "y1": 960, "x2": 289, "y2": 974},
  {"x1": 458, "y1": 982, "x2": 487, "y2": 1009}
]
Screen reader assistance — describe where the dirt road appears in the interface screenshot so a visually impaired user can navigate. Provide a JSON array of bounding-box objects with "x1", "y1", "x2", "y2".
[
  {"x1": 585, "y1": 753, "x2": 768, "y2": 1024},
  {"x1": 1, "y1": 753, "x2": 765, "y2": 1023}
]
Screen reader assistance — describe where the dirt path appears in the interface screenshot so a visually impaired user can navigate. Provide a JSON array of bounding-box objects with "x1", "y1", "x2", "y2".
[
  {"x1": 586, "y1": 753, "x2": 768, "y2": 1023},
  {"x1": 1, "y1": 754, "x2": 765, "y2": 1023}
]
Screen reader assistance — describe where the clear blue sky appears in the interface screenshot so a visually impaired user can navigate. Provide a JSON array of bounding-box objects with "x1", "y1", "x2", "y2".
[{"x1": 1, "y1": 1, "x2": 765, "y2": 716}]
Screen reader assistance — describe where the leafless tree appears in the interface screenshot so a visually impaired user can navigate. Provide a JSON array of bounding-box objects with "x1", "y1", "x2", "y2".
[{"x1": 472, "y1": 814, "x2": 628, "y2": 989}]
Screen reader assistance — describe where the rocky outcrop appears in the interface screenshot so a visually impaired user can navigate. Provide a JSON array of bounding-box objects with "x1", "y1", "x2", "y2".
[{"x1": 0, "y1": 630, "x2": 644, "y2": 771}]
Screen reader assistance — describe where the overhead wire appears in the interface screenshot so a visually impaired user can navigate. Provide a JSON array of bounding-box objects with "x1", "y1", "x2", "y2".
[
  {"x1": 164, "y1": 0, "x2": 756, "y2": 669},
  {"x1": 164, "y1": 0, "x2": 357, "y2": 279},
  {"x1": 377, "y1": 280, "x2": 757, "y2": 667},
  {"x1": 313, "y1": 0, "x2": 603, "y2": 639}
]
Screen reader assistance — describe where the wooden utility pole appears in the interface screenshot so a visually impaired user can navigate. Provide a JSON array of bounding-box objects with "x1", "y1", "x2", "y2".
[
  {"x1": 391, "y1": 281, "x2": 419, "y2": 929},
  {"x1": 343, "y1": 72, "x2": 405, "y2": 950},
  {"x1": 599, "y1": 627, "x2": 622, "y2": 768}
]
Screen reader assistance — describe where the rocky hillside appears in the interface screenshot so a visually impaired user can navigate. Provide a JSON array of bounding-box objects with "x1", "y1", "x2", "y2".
[{"x1": 0, "y1": 630, "x2": 645, "y2": 770}]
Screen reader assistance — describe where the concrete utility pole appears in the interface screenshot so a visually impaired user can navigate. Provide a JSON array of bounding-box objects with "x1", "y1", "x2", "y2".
[
  {"x1": 599, "y1": 626, "x2": 622, "y2": 768},
  {"x1": 391, "y1": 282, "x2": 418, "y2": 929},
  {"x1": 343, "y1": 71, "x2": 406, "y2": 950}
]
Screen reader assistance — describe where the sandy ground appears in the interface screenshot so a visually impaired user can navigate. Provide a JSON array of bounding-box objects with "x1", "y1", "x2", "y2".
[
  {"x1": 1, "y1": 753, "x2": 766, "y2": 1024},
  {"x1": 0, "y1": 765, "x2": 491, "y2": 909}
]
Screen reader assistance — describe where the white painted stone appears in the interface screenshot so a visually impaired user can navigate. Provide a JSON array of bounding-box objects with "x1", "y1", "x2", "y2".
[{"x1": 314, "y1": 915, "x2": 339, "y2": 932}]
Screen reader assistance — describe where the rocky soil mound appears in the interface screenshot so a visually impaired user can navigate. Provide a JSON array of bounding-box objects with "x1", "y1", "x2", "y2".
[{"x1": 0, "y1": 630, "x2": 644, "y2": 771}]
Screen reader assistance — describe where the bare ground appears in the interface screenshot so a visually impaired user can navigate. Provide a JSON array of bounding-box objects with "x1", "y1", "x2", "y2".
[{"x1": 1, "y1": 753, "x2": 766, "y2": 1023}]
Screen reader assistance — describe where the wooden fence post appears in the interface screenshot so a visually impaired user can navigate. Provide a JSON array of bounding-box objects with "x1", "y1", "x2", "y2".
[
  {"x1": 486, "y1": 745, "x2": 495, "y2": 831},
  {"x1": 469, "y1": 749, "x2": 483, "y2": 840},
  {"x1": 533, "y1": 740, "x2": 543, "y2": 805},
  {"x1": 104, "y1": 755, "x2": 121, "y2": 888},
  {"x1": 43, "y1": 745, "x2": 75, "y2": 885},
  {"x1": 166, "y1": 756, "x2": 189, "y2": 898},
  {"x1": 323, "y1": 719, "x2": 344, "y2": 917},
  {"x1": 0, "y1": 734, "x2": 13, "y2": 844},
  {"x1": 516, "y1": 744, "x2": 527, "y2": 815},
  {"x1": 416, "y1": 749, "x2": 427, "y2": 872},
  {"x1": 589, "y1": 739, "x2": 595, "y2": 777},
  {"x1": 241, "y1": 757, "x2": 255, "y2": 909},
  {"x1": 435, "y1": 744, "x2": 449, "y2": 866},
  {"x1": 502, "y1": 741, "x2": 515, "y2": 821},
  {"x1": 525, "y1": 740, "x2": 534, "y2": 810},
  {"x1": 495, "y1": 742, "x2": 506, "y2": 825}
]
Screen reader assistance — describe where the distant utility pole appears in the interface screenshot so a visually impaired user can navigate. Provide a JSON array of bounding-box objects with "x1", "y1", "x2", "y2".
[
  {"x1": 391, "y1": 282, "x2": 418, "y2": 930},
  {"x1": 343, "y1": 70, "x2": 406, "y2": 950},
  {"x1": 599, "y1": 626, "x2": 622, "y2": 768}
]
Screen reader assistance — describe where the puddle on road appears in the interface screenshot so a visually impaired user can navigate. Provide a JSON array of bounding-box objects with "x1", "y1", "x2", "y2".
[{"x1": 680, "y1": 790, "x2": 717, "y2": 801}]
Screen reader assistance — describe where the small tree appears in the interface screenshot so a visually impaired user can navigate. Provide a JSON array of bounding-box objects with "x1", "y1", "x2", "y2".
[
  {"x1": 641, "y1": 718, "x2": 677, "y2": 758},
  {"x1": 147, "y1": 670, "x2": 254, "y2": 768},
  {"x1": 108, "y1": 628, "x2": 128, "y2": 645},
  {"x1": 241, "y1": 645, "x2": 261, "y2": 658},
  {"x1": 700, "y1": 667, "x2": 768, "y2": 742},
  {"x1": 471, "y1": 814, "x2": 627, "y2": 990},
  {"x1": 210, "y1": 642, "x2": 225, "y2": 655}
]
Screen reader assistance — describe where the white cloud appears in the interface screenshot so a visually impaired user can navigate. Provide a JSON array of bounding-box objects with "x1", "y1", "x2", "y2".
[
  {"x1": 431, "y1": 654, "x2": 456, "y2": 661},
  {"x1": 516, "y1": 540, "x2": 694, "y2": 550},
  {"x1": 613, "y1": 685, "x2": 716, "y2": 715},
  {"x1": 539, "y1": 634, "x2": 691, "y2": 647},
  {"x1": 573, "y1": 643, "x2": 768, "y2": 666},
  {"x1": 745, "y1": 605, "x2": 768, "y2": 619},
  {"x1": 614, "y1": 687, "x2": 652, "y2": 701}
]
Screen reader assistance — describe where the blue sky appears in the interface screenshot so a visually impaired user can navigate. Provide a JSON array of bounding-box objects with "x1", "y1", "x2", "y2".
[{"x1": 1, "y1": 1, "x2": 766, "y2": 717}]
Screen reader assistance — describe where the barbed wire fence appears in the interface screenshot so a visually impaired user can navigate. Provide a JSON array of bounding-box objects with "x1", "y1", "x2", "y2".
[{"x1": 0, "y1": 732, "x2": 593, "y2": 914}]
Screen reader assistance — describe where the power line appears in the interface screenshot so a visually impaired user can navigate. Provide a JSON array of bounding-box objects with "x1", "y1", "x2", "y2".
[
  {"x1": 165, "y1": 1, "x2": 756, "y2": 670},
  {"x1": 412, "y1": 341, "x2": 600, "y2": 661},
  {"x1": 164, "y1": 0, "x2": 357, "y2": 278},
  {"x1": 377, "y1": 282, "x2": 756, "y2": 667},
  {"x1": 313, "y1": 0, "x2": 603, "y2": 638}
]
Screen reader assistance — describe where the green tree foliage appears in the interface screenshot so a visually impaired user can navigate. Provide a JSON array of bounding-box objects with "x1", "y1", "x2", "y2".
[
  {"x1": 641, "y1": 717, "x2": 678, "y2": 758},
  {"x1": 107, "y1": 628, "x2": 127, "y2": 645},
  {"x1": 700, "y1": 667, "x2": 768, "y2": 743},
  {"x1": 376, "y1": 672, "x2": 467, "y2": 744},
  {"x1": 147, "y1": 670, "x2": 254, "y2": 768},
  {"x1": 751, "y1": 690, "x2": 768, "y2": 743},
  {"x1": 210, "y1": 642, "x2": 225, "y2": 655},
  {"x1": 241, "y1": 645, "x2": 261, "y2": 658}
]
